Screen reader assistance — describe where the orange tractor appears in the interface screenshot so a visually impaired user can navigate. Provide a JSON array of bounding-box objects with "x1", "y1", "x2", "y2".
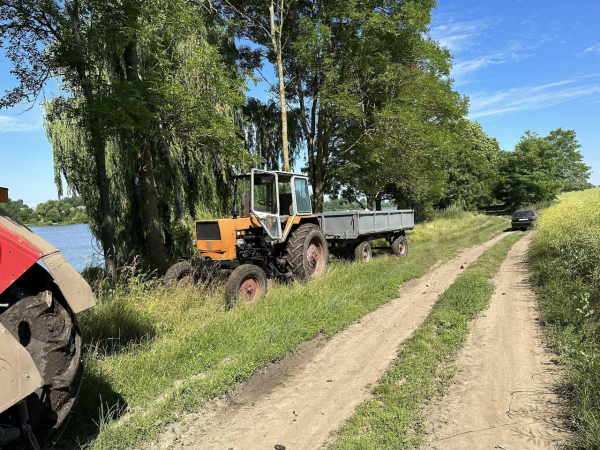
[
  {"x1": 165, "y1": 170, "x2": 414, "y2": 308},
  {"x1": 0, "y1": 187, "x2": 96, "y2": 449}
]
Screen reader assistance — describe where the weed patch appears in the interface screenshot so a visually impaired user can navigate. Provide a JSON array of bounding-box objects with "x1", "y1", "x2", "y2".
[{"x1": 529, "y1": 188, "x2": 600, "y2": 448}]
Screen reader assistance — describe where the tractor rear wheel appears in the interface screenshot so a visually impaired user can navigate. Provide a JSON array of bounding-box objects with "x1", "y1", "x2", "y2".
[
  {"x1": 225, "y1": 264, "x2": 268, "y2": 310},
  {"x1": 286, "y1": 224, "x2": 329, "y2": 281},
  {"x1": 392, "y1": 235, "x2": 408, "y2": 257},
  {"x1": 0, "y1": 265, "x2": 83, "y2": 449},
  {"x1": 354, "y1": 241, "x2": 372, "y2": 261},
  {"x1": 164, "y1": 260, "x2": 194, "y2": 288}
]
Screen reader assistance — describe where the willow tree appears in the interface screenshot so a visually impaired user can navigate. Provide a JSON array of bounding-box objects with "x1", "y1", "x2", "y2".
[
  {"x1": 16, "y1": 0, "x2": 248, "y2": 274},
  {"x1": 1, "y1": 0, "x2": 119, "y2": 276}
]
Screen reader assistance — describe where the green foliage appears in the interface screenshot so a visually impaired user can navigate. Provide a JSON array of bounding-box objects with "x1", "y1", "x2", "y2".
[
  {"x1": 438, "y1": 121, "x2": 501, "y2": 210},
  {"x1": 529, "y1": 188, "x2": 600, "y2": 448},
  {"x1": 0, "y1": 196, "x2": 88, "y2": 225},
  {"x1": 497, "y1": 129, "x2": 591, "y2": 208},
  {"x1": 59, "y1": 213, "x2": 507, "y2": 449},
  {"x1": 37, "y1": 0, "x2": 250, "y2": 262}
]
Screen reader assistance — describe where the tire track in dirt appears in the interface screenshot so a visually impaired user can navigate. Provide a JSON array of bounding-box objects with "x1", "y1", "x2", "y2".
[
  {"x1": 153, "y1": 232, "x2": 511, "y2": 450},
  {"x1": 422, "y1": 234, "x2": 568, "y2": 450}
]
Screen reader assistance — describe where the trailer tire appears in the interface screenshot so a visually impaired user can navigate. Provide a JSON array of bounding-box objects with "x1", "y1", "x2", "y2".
[
  {"x1": 392, "y1": 235, "x2": 408, "y2": 257},
  {"x1": 286, "y1": 224, "x2": 329, "y2": 281},
  {"x1": 164, "y1": 260, "x2": 194, "y2": 288},
  {"x1": 354, "y1": 241, "x2": 372, "y2": 261},
  {"x1": 225, "y1": 264, "x2": 268, "y2": 310},
  {"x1": 0, "y1": 265, "x2": 83, "y2": 448}
]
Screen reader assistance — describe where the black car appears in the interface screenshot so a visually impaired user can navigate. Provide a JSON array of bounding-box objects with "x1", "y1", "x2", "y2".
[{"x1": 511, "y1": 209, "x2": 538, "y2": 230}]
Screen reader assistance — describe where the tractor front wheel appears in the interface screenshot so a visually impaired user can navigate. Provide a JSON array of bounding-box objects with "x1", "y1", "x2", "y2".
[
  {"x1": 164, "y1": 260, "x2": 194, "y2": 288},
  {"x1": 0, "y1": 265, "x2": 83, "y2": 449},
  {"x1": 225, "y1": 264, "x2": 268, "y2": 310},
  {"x1": 286, "y1": 224, "x2": 329, "y2": 281}
]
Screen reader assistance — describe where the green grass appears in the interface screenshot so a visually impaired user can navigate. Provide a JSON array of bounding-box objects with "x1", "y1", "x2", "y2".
[
  {"x1": 328, "y1": 231, "x2": 525, "y2": 450},
  {"x1": 62, "y1": 212, "x2": 508, "y2": 449},
  {"x1": 529, "y1": 187, "x2": 600, "y2": 449}
]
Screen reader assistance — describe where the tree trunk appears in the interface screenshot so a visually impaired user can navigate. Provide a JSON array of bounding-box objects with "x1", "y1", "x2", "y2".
[
  {"x1": 269, "y1": 1, "x2": 290, "y2": 172},
  {"x1": 139, "y1": 144, "x2": 168, "y2": 275},
  {"x1": 375, "y1": 197, "x2": 382, "y2": 211},
  {"x1": 124, "y1": 39, "x2": 168, "y2": 274},
  {"x1": 66, "y1": 0, "x2": 117, "y2": 278}
]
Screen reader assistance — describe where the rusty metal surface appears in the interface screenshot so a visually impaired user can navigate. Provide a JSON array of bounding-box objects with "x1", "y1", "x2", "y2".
[
  {"x1": 0, "y1": 325, "x2": 43, "y2": 412},
  {"x1": 42, "y1": 253, "x2": 96, "y2": 314}
]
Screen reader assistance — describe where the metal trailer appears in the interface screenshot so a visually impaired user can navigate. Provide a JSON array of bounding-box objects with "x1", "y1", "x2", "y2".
[
  {"x1": 319, "y1": 210, "x2": 415, "y2": 241},
  {"x1": 318, "y1": 209, "x2": 415, "y2": 260}
]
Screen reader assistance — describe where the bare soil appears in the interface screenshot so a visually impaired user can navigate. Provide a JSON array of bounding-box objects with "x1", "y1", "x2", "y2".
[
  {"x1": 151, "y1": 232, "x2": 510, "y2": 450},
  {"x1": 422, "y1": 234, "x2": 568, "y2": 450}
]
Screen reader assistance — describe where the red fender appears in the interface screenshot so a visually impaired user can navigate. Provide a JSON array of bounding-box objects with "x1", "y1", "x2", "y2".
[{"x1": 0, "y1": 208, "x2": 95, "y2": 313}]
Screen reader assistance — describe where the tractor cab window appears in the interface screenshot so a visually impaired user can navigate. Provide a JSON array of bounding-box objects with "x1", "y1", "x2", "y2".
[
  {"x1": 253, "y1": 174, "x2": 278, "y2": 215},
  {"x1": 294, "y1": 178, "x2": 312, "y2": 214}
]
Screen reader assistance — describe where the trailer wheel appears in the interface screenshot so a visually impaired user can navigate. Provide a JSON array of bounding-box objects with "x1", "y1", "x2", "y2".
[
  {"x1": 286, "y1": 224, "x2": 329, "y2": 281},
  {"x1": 225, "y1": 264, "x2": 268, "y2": 309},
  {"x1": 0, "y1": 265, "x2": 83, "y2": 448},
  {"x1": 392, "y1": 235, "x2": 408, "y2": 257},
  {"x1": 354, "y1": 241, "x2": 372, "y2": 261},
  {"x1": 164, "y1": 260, "x2": 194, "y2": 288}
]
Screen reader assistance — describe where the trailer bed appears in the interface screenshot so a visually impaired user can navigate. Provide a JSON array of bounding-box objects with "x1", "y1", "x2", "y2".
[{"x1": 319, "y1": 210, "x2": 414, "y2": 241}]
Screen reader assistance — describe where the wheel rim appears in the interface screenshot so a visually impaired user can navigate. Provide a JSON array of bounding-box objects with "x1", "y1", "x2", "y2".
[
  {"x1": 176, "y1": 272, "x2": 191, "y2": 288},
  {"x1": 239, "y1": 276, "x2": 262, "y2": 304},
  {"x1": 398, "y1": 241, "x2": 406, "y2": 255},
  {"x1": 363, "y1": 246, "x2": 371, "y2": 261},
  {"x1": 306, "y1": 238, "x2": 326, "y2": 276}
]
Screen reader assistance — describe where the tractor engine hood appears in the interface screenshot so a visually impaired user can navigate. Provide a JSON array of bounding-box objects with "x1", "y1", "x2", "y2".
[{"x1": 0, "y1": 208, "x2": 96, "y2": 313}]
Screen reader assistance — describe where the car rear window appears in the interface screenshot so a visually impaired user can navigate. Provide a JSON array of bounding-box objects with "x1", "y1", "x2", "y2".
[{"x1": 513, "y1": 210, "x2": 534, "y2": 218}]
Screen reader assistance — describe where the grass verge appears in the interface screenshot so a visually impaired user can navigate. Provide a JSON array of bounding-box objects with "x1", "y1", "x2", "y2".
[
  {"x1": 62, "y1": 213, "x2": 508, "y2": 449},
  {"x1": 529, "y1": 188, "x2": 600, "y2": 448},
  {"x1": 328, "y1": 230, "x2": 525, "y2": 449}
]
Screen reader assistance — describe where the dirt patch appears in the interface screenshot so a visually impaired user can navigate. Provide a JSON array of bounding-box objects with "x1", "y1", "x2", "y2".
[
  {"x1": 149, "y1": 232, "x2": 510, "y2": 450},
  {"x1": 422, "y1": 235, "x2": 569, "y2": 450}
]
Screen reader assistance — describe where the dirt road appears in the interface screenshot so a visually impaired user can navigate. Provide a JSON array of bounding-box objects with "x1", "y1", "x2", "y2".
[
  {"x1": 423, "y1": 234, "x2": 567, "y2": 449},
  {"x1": 154, "y1": 232, "x2": 510, "y2": 450}
]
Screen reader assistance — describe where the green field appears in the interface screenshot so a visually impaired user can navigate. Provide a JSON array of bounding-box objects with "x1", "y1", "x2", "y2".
[
  {"x1": 63, "y1": 213, "x2": 508, "y2": 449},
  {"x1": 529, "y1": 187, "x2": 600, "y2": 448}
]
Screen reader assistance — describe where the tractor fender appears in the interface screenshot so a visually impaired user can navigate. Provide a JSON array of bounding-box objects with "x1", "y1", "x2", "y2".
[
  {"x1": 0, "y1": 209, "x2": 95, "y2": 314},
  {"x1": 0, "y1": 324, "x2": 43, "y2": 412}
]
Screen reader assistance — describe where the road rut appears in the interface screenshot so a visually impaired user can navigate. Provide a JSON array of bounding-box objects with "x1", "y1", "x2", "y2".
[
  {"x1": 423, "y1": 234, "x2": 568, "y2": 450},
  {"x1": 156, "y1": 232, "x2": 510, "y2": 450}
]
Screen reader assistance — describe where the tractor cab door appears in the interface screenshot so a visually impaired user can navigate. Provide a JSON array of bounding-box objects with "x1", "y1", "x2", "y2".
[{"x1": 251, "y1": 169, "x2": 282, "y2": 240}]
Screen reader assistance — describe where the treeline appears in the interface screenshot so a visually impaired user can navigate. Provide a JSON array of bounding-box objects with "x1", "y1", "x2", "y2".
[
  {"x1": 1, "y1": 196, "x2": 88, "y2": 226},
  {"x1": 0, "y1": 0, "x2": 592, "y2": 274}
]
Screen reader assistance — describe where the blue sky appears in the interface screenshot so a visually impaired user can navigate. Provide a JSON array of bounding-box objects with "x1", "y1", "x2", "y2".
[{"x1": 0, "y1": 0, "x2": 599, "y2": 205}]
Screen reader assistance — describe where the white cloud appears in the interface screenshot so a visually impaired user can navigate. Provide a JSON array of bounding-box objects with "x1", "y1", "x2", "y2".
[
  {"x1": 430, "y1": 19, "x2": 489, "y2": 53},
  {"x1": 577, "y1": 43, "x2": 600, "y2": 57},
  {"x1": 0, "y1": 116, "x2": 41, "y2": 132},
  {"x1": 469, "y1": 80, "x2": 600, "y2": 119}
]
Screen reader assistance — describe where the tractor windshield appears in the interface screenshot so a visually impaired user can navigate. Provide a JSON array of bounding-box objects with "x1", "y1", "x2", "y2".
[{"x1": 253, "y1": 174, "x2": 278, "y2": 214}]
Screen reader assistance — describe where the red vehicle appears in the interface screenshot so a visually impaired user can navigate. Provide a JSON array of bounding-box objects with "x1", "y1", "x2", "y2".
[{"x1": 0, "y1": 186, "x2": 96, "y2": 449}]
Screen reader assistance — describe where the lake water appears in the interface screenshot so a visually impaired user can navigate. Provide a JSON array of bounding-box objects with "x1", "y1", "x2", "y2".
[{"x1": 29, "y1": 224, "x2": 103, "y2": 273}]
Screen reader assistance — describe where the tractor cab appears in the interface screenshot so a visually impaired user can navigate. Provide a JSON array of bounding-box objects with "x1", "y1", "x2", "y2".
[
  {"x1": 234, "y1": 169, "x2": 314, "y2": 241},
  {"x1": 193, "y1": 169, "x2": 318, "y2": 262}
]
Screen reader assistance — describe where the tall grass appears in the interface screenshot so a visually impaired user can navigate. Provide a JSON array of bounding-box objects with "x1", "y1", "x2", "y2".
[
  {"x1": 529, "y1": 187, "x2": 600, "y2": 448},
  {"x1": 61, "y1": 213, "x2": 507, "y2": 449}
]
